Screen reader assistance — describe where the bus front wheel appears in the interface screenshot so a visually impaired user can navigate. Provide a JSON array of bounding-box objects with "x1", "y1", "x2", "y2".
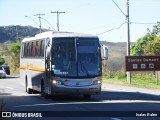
[{"x1": 41, "y1": 80, "x2": 50, "y2": 99}]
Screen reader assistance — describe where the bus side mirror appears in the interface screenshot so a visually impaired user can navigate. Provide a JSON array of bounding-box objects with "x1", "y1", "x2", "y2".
[{"x1": 101, "y1": 45, "x2": 108, "y2": 60}]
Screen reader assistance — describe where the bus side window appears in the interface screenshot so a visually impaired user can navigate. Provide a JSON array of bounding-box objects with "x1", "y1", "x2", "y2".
[
  {"x1": 31, "y1": 42, "x2": 34, "y2": 57},
  {"x1": 40, "y1": 40, "x2": 45, "y2": 57},
  {"x1": 29, "y1": 42, "x2": 32, "y2": 57},
  {"x1": 24, "y1": 43, "x2": 26, "y2": 57},
  {"x1": 27, "y1": 42, "x2": 29, "y2": 57},
  {"x1": 35, "y1": 41, "x2": 39, "y2": 57},
  {"x1": 31, "y1": 42, "x2": 36, "y2": 57},
  {"x1": 21, "y1": 43, "x2": 24, "y2": 58}
]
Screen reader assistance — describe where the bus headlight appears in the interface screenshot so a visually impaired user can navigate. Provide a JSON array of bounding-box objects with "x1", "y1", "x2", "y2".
[
  {"x1": 52, "y1": 80, "x2": 62, "y2": 85},
  {"x1": 92, "y1": 80, "x2": 101, "y2": 85}
]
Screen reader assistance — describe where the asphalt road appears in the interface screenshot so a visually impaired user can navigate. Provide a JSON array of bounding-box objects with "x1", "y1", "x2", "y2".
[{"x1": 0, "y1": 76, "x2": 160, "y2": 120}]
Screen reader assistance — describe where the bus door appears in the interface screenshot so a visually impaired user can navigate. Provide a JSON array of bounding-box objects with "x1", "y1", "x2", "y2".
[
  {"x1": 45, "y1": 38, "x2": 52, "y2": 77},
  {"x1": 45, "y1": 38, "x2": 52, "y2": 92}
]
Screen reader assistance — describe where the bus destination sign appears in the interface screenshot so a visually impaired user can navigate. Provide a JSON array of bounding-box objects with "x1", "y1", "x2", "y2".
[{"x1": 125, "y1": 56, "x2": 160, "y2": 71}]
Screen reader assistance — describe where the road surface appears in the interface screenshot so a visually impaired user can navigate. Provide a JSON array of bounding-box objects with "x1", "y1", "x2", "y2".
[{"x1": 0, "y1": 76, "x2": 160, "y2": 120}]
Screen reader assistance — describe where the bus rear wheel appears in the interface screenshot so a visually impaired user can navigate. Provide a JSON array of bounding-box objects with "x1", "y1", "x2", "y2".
[{"x1": 25, "y1": 78, "x2": 33, "y2": 94}]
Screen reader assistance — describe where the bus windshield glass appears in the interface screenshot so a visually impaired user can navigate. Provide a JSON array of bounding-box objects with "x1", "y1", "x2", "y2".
[{"x1": 52, "y1": 37, "x2": 100, "y2": 78}]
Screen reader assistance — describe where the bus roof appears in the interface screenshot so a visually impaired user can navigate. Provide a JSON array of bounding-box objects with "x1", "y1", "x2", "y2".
[{"x1": 21, "y1": 31, "x2": 98, "y2": 42}]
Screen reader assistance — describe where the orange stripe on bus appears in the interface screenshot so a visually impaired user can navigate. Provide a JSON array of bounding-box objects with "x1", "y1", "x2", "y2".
[
  {"x1": 20, "y1": 66, "x2": 27, "y2": 69},
  {"x1": 29, "y1": 67, "x2": 45, "y2": 72},
  {"x1": 20, "y1": 66, "x2": 45, "y2": 72}
]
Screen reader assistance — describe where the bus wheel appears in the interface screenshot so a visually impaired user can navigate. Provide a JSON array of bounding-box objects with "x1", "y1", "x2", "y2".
[
  {"x1": 41, "y1": 80, "x2": 49, "y2": 99},
  {"x1": 25, "y1": 79, "x2": 28, "y2": 92},
  {"x1": 25, "y1": 78, "x2": 32, "y2": 94},
  {"x1": 27, "y1": 88, "x2": 33, "y2": 94},
  {"x1": 83, "y1": 94, "x2": 91, "y2": 99}
]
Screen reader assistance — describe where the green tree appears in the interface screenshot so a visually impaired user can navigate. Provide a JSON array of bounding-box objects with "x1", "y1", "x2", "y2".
[
  {"x1": 130, "y1": 33, "x2": 156, "y2": 55},
  {"x1": 0, "y1": 53, "x2": 5, "y2": 65},
  {"x1": 143, "y1": 36, "x2": 160, "y2": 55},
  {"x1": 152, "y1": 22, "x2": 160, "y2": 35},
  {"x1": 0, "y1": 41, "x2": 21, "y2": 73},
  {"x1": 9, "y1": 41, "x2": 21, "y2": 73}
]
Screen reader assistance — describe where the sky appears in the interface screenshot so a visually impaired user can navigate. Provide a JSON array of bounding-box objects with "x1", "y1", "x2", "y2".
[{"x1": 0, "y1": 0, "x2": 160, "y2": 42}]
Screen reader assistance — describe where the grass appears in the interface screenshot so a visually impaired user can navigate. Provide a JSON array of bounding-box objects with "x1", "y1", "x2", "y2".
[{"x1": 103, "y1": 70, "x2": 160, "y2": 89}]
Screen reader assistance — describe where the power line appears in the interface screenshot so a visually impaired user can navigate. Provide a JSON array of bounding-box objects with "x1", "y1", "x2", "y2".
[
  {"x1": 131, "y1": 22, "x2": 157, "y2": 25},
  {"x1": 51, "y1": 11, "x2": 65, "y2": 31},
  {"x1": 41, "y1": 17, "x2": 56, "y2": 31},
  {"x1": 25, "y1": 16, "x2": 39, "y2": 27},
  {"x1": 96, "y1": 22, "x2": 126, "y2": 35},
  {"x1": 112, "y1": 0, "x2": 126, "y2": 18}
]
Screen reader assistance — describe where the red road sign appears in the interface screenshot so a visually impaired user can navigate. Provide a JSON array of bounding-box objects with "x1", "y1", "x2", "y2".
[{"x1": 125, "y1": 56, "x2": 160, "y2": 71}]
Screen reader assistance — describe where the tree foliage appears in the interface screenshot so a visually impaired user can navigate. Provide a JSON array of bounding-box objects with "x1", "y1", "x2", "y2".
[
  {"x1": 143, "y1": 36, "x2": 160, "y2": 55},
  {"x1": 152, "y1": 21, "x2": 160, "y2": 35},
  {"x1": 131, "y1": 22, "x2": 160, "y2": 56},
  {"x1": 0, "y1": 41, "x2": 21, "y2": 73},
  {"x1": 0, "y1": 53, "x2": 5, "y2": 65},
  {"x1": 9, "y1": 42, "x2": 21, "y2": 72}
]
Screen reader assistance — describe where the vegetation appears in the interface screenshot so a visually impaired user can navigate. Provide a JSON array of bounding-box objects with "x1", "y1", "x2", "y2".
[
  {"x1": 130, "y1": 22, "x2": 160, "y2": 56},
  {"x1": 103, "y1": 22, "x2": 160, "y2": 89},
  {"x1": 103, "y1": 70, "x2": 160, "y2": 89},
  {"x1": 0, "y1": 41, "x2": 21, "y2": 74}
]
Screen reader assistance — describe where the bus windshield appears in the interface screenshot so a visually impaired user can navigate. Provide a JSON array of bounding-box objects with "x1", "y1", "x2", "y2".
[{"x1": 52, "y1": 37, "x2": 101, "y2": 78}]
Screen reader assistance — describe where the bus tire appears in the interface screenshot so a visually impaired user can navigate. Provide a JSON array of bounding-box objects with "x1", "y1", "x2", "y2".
[
  {"x1": 27, "y1": 88, "x2": 33, "y2": 94},
  {"x1": 25, "y1": 78, "x2": 28, "y2": 92},
  {"x1": 83, "y1": 94, "x2": 91, "y2": 99},
  {"x1": 25, "y1": 77, "x2": 33, "y2": 94},
  {"x1": 41, "y1": 80, "x2": 50, "y2": 99}
]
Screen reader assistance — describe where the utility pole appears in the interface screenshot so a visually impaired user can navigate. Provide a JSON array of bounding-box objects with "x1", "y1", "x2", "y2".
[
  {"x1": 51, "y1": 11, "x2": 65, "y2": 31},
  {"x1": 15, "y1": 25, "x2": 20, "y2": 42},
  {"x1": 126, "y1": 0, "x2": 131, "y2": 84},
  {"x1": 112, "y1": 0, "x2": 131, "y2": 84},
  {"x1": 34, "y1": 14, "x2": 45, "y2": 33}
]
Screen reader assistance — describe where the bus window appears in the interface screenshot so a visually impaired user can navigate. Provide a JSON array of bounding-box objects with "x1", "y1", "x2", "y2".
[
  {"x1": 29, "y1": 42, "x2": 32, "y2": 57},
  {"x1": 31, "y1": 42, "x2": 36, "y2": 57},
  {"x1": 27, "y1": 42, "x2": 30, "y2": 57},
  {"x1": 21, "y1": 43, "x2": 24, "y2": 58},
  {"x1": 35, "y1": 41, "x2": 39, "y2": 57},
  {"x1": 40, "y1": 40, "x2": 45, "y2": 57}
]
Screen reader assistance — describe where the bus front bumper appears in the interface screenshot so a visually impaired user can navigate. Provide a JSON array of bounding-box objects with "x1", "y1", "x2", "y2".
[{"x1": 51, "y1": 84, "x2": 101, "y2": 95}]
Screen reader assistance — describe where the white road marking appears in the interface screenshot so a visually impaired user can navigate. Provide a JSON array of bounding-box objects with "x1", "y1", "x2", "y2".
[
  {"x1": 13, "y1": 100, "x2": 160, "y2": 107},
  {"x1": 111, "y1": 118, "x2": 122, "y2": 120},
  {"x1": 6, "y1": 87, "x2": 14, "y2": 90}
]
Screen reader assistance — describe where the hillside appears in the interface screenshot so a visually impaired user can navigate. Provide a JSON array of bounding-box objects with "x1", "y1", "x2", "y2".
[
  {"x1": 100, "y1": 41, "x2": 127, "y2": 71},
  {"x1": 0, "y1": 25, "x2": 48, "y2": 43}
]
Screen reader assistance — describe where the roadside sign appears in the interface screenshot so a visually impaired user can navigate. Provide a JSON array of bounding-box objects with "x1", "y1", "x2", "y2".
[{"x1": 125, "y1": 56, "x2": 160, "y2": 71}]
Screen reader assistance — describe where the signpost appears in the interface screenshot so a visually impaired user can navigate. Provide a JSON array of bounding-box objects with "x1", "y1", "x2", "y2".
[
  {"x1": 125, "y1": 56, "x2": 160, "y2": 85},
  {"x1": 125, "y1": 56, "x2": 160, "y2": 71}
]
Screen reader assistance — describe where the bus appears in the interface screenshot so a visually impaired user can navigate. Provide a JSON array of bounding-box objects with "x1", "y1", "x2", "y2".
[{"x1": 20, "y1": 31, "x2": 107, "y2": 99}]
